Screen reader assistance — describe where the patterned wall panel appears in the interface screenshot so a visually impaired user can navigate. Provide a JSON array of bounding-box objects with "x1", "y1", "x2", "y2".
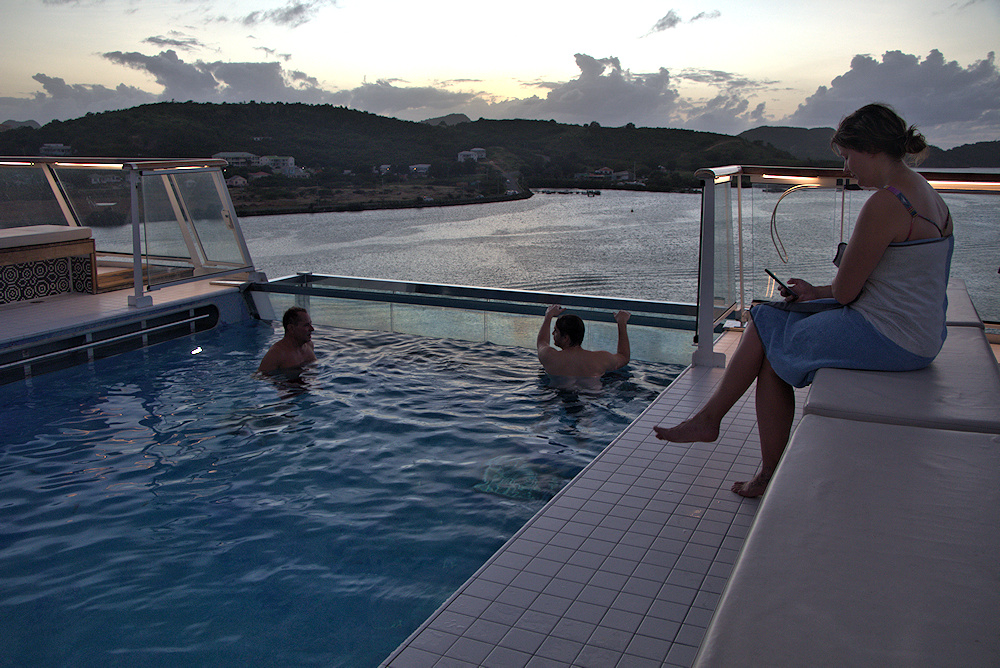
[{"x1": 1, "y1": 254, "x2": 94, "y2": 304}]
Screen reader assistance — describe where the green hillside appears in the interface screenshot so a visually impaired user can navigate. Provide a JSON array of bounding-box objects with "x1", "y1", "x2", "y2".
[{"x1": 0, "y1": 102, "x2": 804, "y2": 184}]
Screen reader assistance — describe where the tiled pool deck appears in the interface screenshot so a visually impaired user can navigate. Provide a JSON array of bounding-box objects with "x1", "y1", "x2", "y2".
[{"x1": 383, "y1": 331, "x2": 808, "y2": 667}]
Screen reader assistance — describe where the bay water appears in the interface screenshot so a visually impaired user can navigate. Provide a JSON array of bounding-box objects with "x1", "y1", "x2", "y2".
[{"x1": 240, "y1": 189, "x2": 999, "y2": 322}]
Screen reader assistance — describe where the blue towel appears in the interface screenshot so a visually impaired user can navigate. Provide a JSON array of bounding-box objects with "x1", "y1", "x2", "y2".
[{"x1": 750, "y1": 300, "x2": 936, "y2": 388}]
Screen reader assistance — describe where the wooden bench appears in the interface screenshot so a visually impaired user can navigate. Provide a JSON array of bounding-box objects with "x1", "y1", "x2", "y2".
[
  {"x1": 0, "y1": 225, "x2": 97, "y2": 303},
  {"x1": 695, "y1": 281, "x2": 1000, "y2": 666}
]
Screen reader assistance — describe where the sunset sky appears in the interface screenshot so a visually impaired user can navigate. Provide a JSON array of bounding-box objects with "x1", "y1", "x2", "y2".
[{"x1": 1, "y1": 0, "x2": 998, "y2": 148}]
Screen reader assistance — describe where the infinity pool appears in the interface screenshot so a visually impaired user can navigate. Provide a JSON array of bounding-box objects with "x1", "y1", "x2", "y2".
[{"x1": 0, "y1": 322, "x2": 680, "y2": 667}]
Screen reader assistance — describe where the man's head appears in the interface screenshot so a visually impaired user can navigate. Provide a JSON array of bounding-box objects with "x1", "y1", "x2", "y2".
[
  {"x1": 554, "y1": 314, "x2": 585, "y2": 347},
  {"x1": 282, "y1": 306, "x2": 313, "y2": 342}
]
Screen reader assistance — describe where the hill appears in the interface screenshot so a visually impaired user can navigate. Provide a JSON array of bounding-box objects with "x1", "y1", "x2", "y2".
[
  {"x1": 740, "y1": 126, "x2": 1000, "y2": 168},
  {"x1": 0, "y1": 102, "x2": 804, "y2": 185},
  {"x1": 739, "y1": 126, "x2": 840, "y2": 163}
]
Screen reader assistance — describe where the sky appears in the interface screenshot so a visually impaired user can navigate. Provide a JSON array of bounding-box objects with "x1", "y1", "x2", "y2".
[{"x1": 1, "y1": 0, "x2": 998, "y2": 149}]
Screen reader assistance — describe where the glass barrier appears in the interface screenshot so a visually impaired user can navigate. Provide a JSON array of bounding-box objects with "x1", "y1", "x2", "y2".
[
  {"x1": 258, "y1": 277, "x2": 701, "y2": 366},
  {"x1": 694, "y1": 166, "x2": 999, "y2": 366},
  {"x1": 0, "y1": 157, "x2": 255, "y2": 302},
  {"x1": 0, "y1": 165, "x2": 66, "y2": 228}
]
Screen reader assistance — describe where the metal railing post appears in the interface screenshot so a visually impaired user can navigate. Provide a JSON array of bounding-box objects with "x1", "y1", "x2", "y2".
[
  {"x1": 692, "y1": 172, "x2": 727, "y2": 367},
  {"x1": 127, "y1": 167, "x2": 153, "y2": 308}
]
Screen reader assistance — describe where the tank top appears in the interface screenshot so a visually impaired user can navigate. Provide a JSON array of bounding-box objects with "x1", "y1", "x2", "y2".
[{"x1": 848, "y1": 187, "x2": 953, "y2": 357}]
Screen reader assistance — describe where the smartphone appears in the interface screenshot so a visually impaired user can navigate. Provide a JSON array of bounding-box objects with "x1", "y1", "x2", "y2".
[{"x1": 765, "y1": 269, "x2": 798, "y2": 297}]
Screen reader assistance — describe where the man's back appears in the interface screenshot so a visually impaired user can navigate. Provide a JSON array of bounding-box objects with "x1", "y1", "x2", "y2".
[
  {"x1": 538, "y1": 345, "x2": 624, "y2": 377},
  {"x1": 536, "y1": 305, "x2": 630, "y2": 378}
]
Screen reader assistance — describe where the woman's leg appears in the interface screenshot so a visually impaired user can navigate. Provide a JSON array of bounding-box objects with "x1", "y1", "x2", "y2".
[
  {"x1": 654, "y1": 322, "x2": 766, "y2": 443},
  {"x1": 731, "y1": 357, "x2": 795, "y2": 498}
]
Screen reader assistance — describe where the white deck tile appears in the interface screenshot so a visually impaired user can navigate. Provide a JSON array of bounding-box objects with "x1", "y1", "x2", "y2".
[{"x1": 383, "y1": 331, "x2": 808, "y2": 668}]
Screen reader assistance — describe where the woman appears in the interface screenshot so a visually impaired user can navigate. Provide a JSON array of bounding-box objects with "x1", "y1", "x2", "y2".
[{"x1": 654, "y1": 103, "x2": 954, "y2": 497}]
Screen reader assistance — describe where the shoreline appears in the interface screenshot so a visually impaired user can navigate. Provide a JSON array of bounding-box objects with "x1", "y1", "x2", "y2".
[
  {"x1": 231, "y1": 183, "x2": 702, "y2": 217},
  {"x1": 233, "y1": 190, "x2": 532, "y2": 217}
]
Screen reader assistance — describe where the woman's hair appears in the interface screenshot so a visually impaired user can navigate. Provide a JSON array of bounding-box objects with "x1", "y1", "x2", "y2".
[{"x1": 831, "y1": 103, "x2": 928, "y2": 160}]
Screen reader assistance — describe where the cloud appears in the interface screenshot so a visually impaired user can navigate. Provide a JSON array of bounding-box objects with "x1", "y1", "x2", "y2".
[
  {"x1": 648, "y1": 10, "x2": 682, "y2": 33},
  {"x1": 343, "y1": 80, "x2": 479, "y2": 116},
  {"x1": 471, "y1": 54, "x2": 681, "y2": 128},
  {"x1": 0, "y1": 48, "x2": 994, "y2": 149},
  {"x1": 690, "y1": 10, "x2": 721, "y2": 22},
  {"x1": 104, "y1": 50, "x2": 221, "y2": 100},
  {"x1": 236, "y1": 0, "x2": 337, "y2": 27},
  {"x1": 783, "y1": 49, "x2": 1000, "y2": 146},
  {"x1": 0, "y1": 73, "x2": 156, "y2": 124},
  {"x1": 646, "y1": 9, "x2": 720, "y2": 35},
  {"x1": 143, "y1": 33, "x2": 206, "y2": 52},
  {"x1": 255, "y1": 46, "x2": 293, "y2": 62}
]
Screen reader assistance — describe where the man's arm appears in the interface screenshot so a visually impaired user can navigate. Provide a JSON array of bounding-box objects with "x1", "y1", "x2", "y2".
[
  {"x1": 607, "y1": 310, "x2": 631, "y2": 371},
  {"x1": 536, "y1": 304, "x2": 564, "y2": 362}
]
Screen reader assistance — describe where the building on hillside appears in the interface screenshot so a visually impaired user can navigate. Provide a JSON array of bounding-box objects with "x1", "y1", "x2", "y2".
[
  {"x1": 39, "y1": 143, "x2": 72, "y2": 156},
  {"x1": 409, "y1": 164, "x2": 431, "y2": 176},
  {"x1": 261, "y1": 155, "x2": 295, "y2": 175},
  {"x1": 458, "y1": 147, "x2": 487, "y2": 163},
  {"x1": 213, "y1": 152, "x2": 261, "y2": 169},
  {"x1": 226, "y1": 176, "x2": 248, "y2": 188}
]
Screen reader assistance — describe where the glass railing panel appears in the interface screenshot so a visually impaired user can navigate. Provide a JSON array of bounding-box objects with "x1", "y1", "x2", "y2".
[
  {"x1": 740, "y1": 179, "x2": 998, "y2": 323},
  {"x1": 51, "y1": 166, "x2": 133, "y2": 254},
  {"x1": 712, "y1": 178, "x2": 736, "y2": 319},
  {"x1": 744, "y1": 184, "x2": 867, "y2": 303},
  {"x1": 939, "y1": 190, "x2": 999, "y2": 322},
  {"x1": 139, "y1": 168, "x2": 252, "y2": 287},
  {"x1": 179, "y1": 170, "x2": 249, "y2": 266},
  {"x1": 0, "y1": 165, "x2": 65, "y2": 228},
  {"x1": 258, "y1": 289, "x2": 699, "y2": 366}
]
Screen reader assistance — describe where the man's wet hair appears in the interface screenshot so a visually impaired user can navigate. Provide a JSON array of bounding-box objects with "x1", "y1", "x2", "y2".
[
  {"x1": 555, "y1": 314, "x2": 585, "y2": 346},
  {"x1": 283, "y1": 306, "x2": 308, "y2": 330}
]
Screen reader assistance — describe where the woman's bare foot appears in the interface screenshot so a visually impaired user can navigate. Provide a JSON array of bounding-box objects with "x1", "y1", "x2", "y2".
[
  {"x1": 731, "y1": 470, "x2": 772, "y2": 498},
  {"x1": 654, "y1": 413, "x2": 720, "y2": 443}
]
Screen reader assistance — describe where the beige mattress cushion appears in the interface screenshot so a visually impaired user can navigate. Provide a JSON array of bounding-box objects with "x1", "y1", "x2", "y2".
[{"x1": 0, "y1": 225, "x2": 92, "y2": 249}]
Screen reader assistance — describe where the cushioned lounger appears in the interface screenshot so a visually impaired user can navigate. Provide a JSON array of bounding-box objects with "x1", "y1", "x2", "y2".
[
  {"x1": 945, "y1": 277, "x2": 984, "y2": 328},
  {"x1": 695, "y1": 414, "x2": 1000, "y2": 668},
  {"x1": 804, "y1": 325, "x2": 1000, "y2": 433},
  {"x1": 0, "y1": 225, "x2": 92, "y2": 249}
]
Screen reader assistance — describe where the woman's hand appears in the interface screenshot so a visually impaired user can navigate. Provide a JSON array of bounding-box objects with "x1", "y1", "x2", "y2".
[{"x1": 786, "y1": 278, "x2": 830, "y2": 302}]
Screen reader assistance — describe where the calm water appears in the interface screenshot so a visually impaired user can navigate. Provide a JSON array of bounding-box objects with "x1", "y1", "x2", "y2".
[
  {"x1": 241, "y1": 189, "x2": 999, "y2": 321},
  {"x1": 0, "y1": 323, "x2": 680, "y2": 667}
]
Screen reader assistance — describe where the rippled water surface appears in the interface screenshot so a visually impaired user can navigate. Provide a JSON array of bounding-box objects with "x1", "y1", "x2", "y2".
[{"x1": 0, "y1": 323, "x2": 681, "y2": 667}]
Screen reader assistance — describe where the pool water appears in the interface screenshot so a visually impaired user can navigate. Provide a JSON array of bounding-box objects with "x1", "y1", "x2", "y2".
[{"x1": 0, "y1": 323, "x2": 680, "y2": 667}]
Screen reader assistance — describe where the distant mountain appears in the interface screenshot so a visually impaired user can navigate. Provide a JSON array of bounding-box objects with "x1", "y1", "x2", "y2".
[
  {"x1": 421, "y1": 113, "x2": 471, "y2": 127},
  {"x1": 1, "y1": 119, "x2": 40, "y2": 131},
  {"x1": 0, "y1": 102, "x2": 805, "y2": 184},
  {"x1": 740, "y1": 125, "x2": 1000, "y2": 168},
  {"x1": 739, "y1": 126, "x2": 838, "y2": 163},
  {"x1": 920, "y1": 141, "x2": 1000, "y2": 168}
]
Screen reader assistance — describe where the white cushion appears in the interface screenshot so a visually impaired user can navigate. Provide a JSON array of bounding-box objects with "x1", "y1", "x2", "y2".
[
  {"x1": 804, "y1": 325, "x2": 1000, "y2": 433},
  {"x1": 696, "y1": 414, "x2": 1000, "y2": 667},
  {"x1": 0, "y1": 225, "x2": 92, "y2": 249}
]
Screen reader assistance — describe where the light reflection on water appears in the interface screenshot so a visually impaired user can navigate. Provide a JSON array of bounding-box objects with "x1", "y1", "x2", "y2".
[{"x1": 0, "y1": 322, "x2": 681, "y2": 667}]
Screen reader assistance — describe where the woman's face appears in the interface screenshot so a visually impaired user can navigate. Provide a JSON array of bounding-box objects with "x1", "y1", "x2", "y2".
[{"x1": 836, "y1": 145, "x2": 874, "y2": 186}]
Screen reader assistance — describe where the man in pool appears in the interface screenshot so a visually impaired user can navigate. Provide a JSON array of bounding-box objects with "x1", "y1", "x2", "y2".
[
  {"x1": 258, "y1": 306, "x2": 317, "y2": 374},
  {"x1": 536, "y1": 304, "x2": 631, "y2": 380}
]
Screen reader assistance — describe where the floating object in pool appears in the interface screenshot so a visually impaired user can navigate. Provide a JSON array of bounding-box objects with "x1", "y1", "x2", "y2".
[{"x1": 474, "y1": 454, "x2": 565, "y2": 501}]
